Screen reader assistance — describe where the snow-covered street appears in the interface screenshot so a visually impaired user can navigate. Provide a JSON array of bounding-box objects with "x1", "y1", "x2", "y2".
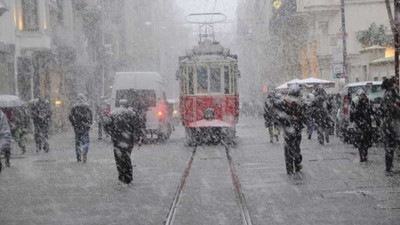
[{"x1": 1, "y1": 117, "x2": 399, "y2": 225}]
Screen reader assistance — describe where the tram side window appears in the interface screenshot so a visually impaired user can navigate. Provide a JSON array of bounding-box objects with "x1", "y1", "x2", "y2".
[
  {"x1": 233, "y1": 64, "x2": 238, "y2": 94},
  {"x1": 197, "y1": 66, "x2": 208, "y2": 93},
  {"x1": 188, "y1": 67, "x2": 194, "y2": 94},
  {"x1": 210, "y1": 67, "x2": 221, "y2": 93},
  {"x1": 181, "y1": 76, "x2": 185, "y2": 94},
  {"x1": 224, "y1": 66, "x2": 230, "y2": 94}
]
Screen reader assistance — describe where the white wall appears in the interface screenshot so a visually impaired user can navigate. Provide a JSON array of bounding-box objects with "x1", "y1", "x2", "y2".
[{"x1": 0, "y1": 0, "x2": 16, "y2": 45}]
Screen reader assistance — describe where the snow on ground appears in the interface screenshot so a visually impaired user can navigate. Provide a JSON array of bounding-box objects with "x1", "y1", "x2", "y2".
[{"x1": 0, "y1": 117, "x2": 400, "y2": 225}]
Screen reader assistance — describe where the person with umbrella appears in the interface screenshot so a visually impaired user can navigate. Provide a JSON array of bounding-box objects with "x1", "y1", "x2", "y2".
[{"x1": 0, "y1": 95, "x2": 28, "y2": 154}]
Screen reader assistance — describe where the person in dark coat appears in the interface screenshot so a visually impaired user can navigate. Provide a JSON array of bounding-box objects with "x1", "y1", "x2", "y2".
[
  {"x1": 69, "y1": 94, "x2": 93, "y2": 163},
  {"x1": 350, "y1": 89, "x2": 380, "y2": 162},
  {"x1": 274, "y1": 84, "x2": 306, "y2": 174},
  {"x1": 105, "y1": 99, "x2": 143, "y2": 185},
  {"x1": 0, "y1": 109, "x2": 11, "y2": 171},
  {"x1": 264, "y1": 92, "x2": 280, "y2": 143},
  {"x1": 311, "y1": 88, "x2": 330, "y2": 145},
  {"x1": 381, "y1": 77, "x2": 400, "y2": 174},
  {"x1": 31, "y1": 98, "x2": 52, "y2": 153},
  {"x1": 304, "y1": 93, "x2": 315, "y2": 140}
]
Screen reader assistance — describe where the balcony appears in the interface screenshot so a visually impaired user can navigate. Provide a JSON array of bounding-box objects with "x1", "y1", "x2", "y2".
[
  {"x1": 15, "y1": 31, "x2": 51, "y2": 50},
  {"x1": 297, "y1": 0, "x2": 340, "y2": 16}
]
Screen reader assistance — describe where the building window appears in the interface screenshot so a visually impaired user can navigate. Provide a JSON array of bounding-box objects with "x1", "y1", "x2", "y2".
[
  {"x1": 48, "y1": 0, "x2": 63, "y2": 28},
  {"x1": 21, "y1": 0, "x2": 39, "y2": 31},
  {"x1": 319, "y1": 22, "x2": 329, "y2": 35},
  {"x1": 330, "y1": 36, "x2": 337, "y2": 47}
]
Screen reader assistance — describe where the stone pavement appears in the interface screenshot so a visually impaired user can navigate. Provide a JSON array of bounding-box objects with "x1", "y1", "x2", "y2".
[
  {"x1": 1, "y1": 118, "x2": 399, "y2": 225},
  {"x1": 233, "y1": 117, "x2": 400, "y2": 225}
]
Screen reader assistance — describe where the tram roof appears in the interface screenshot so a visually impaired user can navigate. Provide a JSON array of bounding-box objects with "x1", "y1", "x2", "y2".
[{"x1": 179, "y1": 39, "x2": 237, "y2": 63}]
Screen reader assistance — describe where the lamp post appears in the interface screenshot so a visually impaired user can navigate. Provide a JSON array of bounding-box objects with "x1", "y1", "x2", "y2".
[
  {"x1": 395, "y1": 0, "x2": 400, "y2": 78},
  {"x1": 340, "y1": 0, "x2": 348, "y2": 84}
]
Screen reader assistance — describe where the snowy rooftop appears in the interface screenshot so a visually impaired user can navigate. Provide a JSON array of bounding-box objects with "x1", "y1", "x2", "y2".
[
  {"x1": 370, "y1": 56, "x2": 395, "y2": 65},
  {"x1": 346, "y1": 81, "x2": 382, "y2": 87}
]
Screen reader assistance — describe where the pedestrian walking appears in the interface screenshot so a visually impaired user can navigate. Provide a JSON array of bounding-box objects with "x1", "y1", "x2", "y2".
[
  {"x1": 30, "y1": 98, "x2": 52, "y2": 153},
  {"x1": 3, "y1": 106, "x2": 28, "y2": 154},
  {"x1": 69, "y1": 94, "x2": 93, "y2": 163},
  {"x1": 105, "y1": 99, "x2": 143, "y2": 185},
  {"x1": 0, "y1": 109, "x2": 11, "y2": 172},
  {"x1": 274, "y1": 84, "x2": 306, "y2": 174},
  {"x1": 381, "y1": 77, "x2": 400, "y2": 174},
  {"x1": 311, "y1": 88, "x2": 330, "y2": 145},
  {"x1": 96, "y1": 97, "x2": 110, "y2": 140},
  {"x1": 304, "y1": 93, "x2": 315, "y2": 140},
  {"x1": 264, "y1": 92, "x2": 280, "y2": 143},
  {"x1": 350, "y1": 89, "x2": 380, "y2": 162}
]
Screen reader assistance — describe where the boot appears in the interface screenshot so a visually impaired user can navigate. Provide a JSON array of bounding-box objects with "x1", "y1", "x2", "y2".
[
  {"x1": 5, "y1": 155, "x2": 10, "y2": 167},
  {"x1": 286, "y1": 166, "x2": 294, "y2": 174},
  {"x1": 295, "y1": 164, "x2": 303, "y2": 172},
  {"x1": 83, "y1": 153, "x2": 87, "y2": 163},
  {"x1": 77, "y1": 155, "x2": 81, "y2": 162}
]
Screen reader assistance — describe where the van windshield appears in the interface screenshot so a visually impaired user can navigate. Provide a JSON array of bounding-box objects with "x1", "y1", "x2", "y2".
[
  {"x1": 349, "y1": 84, "x2": 383, "y2": 101},
  {"x1": 116, "y1": 89, "x2": 156, "y2": 110}
]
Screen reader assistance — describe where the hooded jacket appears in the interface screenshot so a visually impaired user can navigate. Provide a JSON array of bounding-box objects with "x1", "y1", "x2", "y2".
[
  {"x1": 105, "y1": 105, "x2": 142, "y2": 149},
  {"x1": 69, "y1": 94, "x2": 93, "y2": 135},
  {"x1": 0, "y1": 110, "x2": 11, "y2": 153}
]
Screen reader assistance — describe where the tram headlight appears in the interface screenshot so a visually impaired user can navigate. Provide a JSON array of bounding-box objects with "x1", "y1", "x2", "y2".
[{"x1": 204, "y1": 108, "x2": 215, "y2": 120}]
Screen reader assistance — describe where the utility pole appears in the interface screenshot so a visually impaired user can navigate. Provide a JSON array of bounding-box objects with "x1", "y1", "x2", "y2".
[
  {"x1": 101, "y1": 0, "x2": 105, "y2": 97},
  {"x1": 395, "y1": 0, "x2": 400, "y2": 78},
  {"x1": 340, "y1": 0, "x2": 348, "y2": 84}
]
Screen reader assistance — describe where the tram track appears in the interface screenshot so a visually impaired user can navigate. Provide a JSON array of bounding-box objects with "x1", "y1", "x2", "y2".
[{"x1": 164, "y1": 142, "x2": 253, "y2": 225}]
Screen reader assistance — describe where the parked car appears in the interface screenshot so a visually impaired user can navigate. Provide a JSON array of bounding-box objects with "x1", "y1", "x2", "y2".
[{"x1": 337, "y1": 81, "x2": 384, "y2": 144}]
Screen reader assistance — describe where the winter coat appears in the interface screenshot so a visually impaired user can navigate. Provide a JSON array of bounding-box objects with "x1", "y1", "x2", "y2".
[
  {"x1": 263, "y1": 99, "x2": 274, "y2": 127},
  {"x1": 275, "y1": 96, "x2": 306, "y2": 134},
  {"x1": 104, "y1": 107, "x2": 142, "y2": 149},
  {"x1": 382, "y1": 89, "x2": 400, "y2": 147},
  {"x1": 31, "y1": 99, "x2": 52, "y2": 131},
  {"x1": 0, "y1": 110, "x2": 11, "y2": 153},
  {"x1": 311, "y1": 94, "x2": 331, "y2": 127},
  {"x1": 350, "y1": 97, "x2": 378, "y2": 131},
  {"x1": 69, "y1": 100, "x2": 93, "y2": 136}
]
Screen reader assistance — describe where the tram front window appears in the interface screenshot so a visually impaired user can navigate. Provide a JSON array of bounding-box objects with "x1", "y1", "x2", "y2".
[
  {"x1": 197, "y1": 66, "x2": 208, "y2": 93},
  {"x1": 224, "y1": 66, "x2": 230, "y2": 94},
  {"x1": 210, "y1": 67, "x2": 221, "y2": 93},
  {"x1": 188, "y1": 67, "x2": 194, "y2": 94}
]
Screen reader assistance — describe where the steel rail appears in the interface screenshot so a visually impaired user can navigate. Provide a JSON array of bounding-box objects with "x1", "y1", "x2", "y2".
[
  {"x1": 223, "y1": 143, "x2": 254, "y2": 225},
  {"x1": 164, "y1": 146, "x2": 197, "y2": 225}
]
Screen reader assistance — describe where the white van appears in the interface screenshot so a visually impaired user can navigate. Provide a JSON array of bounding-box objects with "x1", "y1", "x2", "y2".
[{"x1": 111, "y1": 72, "x2": 172, "y2": 141}]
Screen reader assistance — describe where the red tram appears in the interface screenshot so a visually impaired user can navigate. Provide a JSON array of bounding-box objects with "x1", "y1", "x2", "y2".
[{"x1": 177, "y1": 36, "x2": 240, "y2": 144}]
